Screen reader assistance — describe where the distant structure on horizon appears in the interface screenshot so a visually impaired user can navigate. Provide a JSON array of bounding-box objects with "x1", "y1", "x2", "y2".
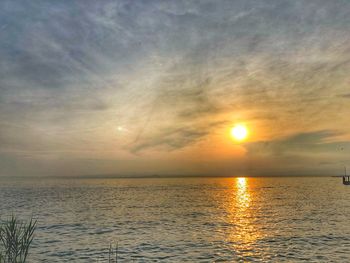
[{"x1": 343, "y1": 167, "x2": 350, "y2": 185}]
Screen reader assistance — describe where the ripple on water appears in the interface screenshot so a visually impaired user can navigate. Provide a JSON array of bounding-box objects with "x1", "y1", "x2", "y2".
[{"x1": 1, "y1": 177, "x2": 350, "y2": 262}]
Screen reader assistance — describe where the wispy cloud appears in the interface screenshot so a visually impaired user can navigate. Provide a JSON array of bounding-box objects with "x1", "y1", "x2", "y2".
[{"x1": 0, "y1": 0, "x2": 350, "y2": 176}]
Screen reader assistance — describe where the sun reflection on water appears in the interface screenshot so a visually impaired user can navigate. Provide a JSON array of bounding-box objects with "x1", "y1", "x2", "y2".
[
  {"x1": 237, "y1": 177, "x2": 250, "y2": 209},
  {"x1": 224, "y1": 177, "x2": 266, "y2": 259}
]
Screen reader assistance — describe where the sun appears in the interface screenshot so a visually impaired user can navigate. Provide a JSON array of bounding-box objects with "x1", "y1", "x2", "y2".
[{"x1": 231, "y1": 124, "x2": 249, "y2": 141}]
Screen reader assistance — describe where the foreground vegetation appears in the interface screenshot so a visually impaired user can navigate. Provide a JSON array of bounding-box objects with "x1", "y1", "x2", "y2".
[
  {"x1": 0, "y1": 216, "x2": 119, "y2": 262},
  {"x1": 0, "y1": 216, "x2": 36, "y2": 263}
]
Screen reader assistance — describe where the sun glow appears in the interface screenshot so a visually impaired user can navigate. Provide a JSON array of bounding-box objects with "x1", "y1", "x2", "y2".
[{"x1": 231, "y1": 124, "x2": 249, "y2": 141}]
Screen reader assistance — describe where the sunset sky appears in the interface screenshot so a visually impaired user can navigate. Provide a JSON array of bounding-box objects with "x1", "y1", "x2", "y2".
[{"x1": 1, "y1": 0, "x2": 350, "y2": 177}]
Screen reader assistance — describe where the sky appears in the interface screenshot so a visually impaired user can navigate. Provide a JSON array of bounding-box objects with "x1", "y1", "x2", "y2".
[{"x1": 0, "y1": 0, "x2": 350, "y2": 177}]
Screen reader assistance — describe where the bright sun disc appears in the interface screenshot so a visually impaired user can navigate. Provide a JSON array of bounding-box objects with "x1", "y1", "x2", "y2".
[{"x1": 231, "y1": 124, "x2": 248, "y2": 141}]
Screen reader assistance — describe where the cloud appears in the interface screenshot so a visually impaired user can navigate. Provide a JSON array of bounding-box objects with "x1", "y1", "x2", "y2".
[
  {"x1": 1, "y1": 0, "x2": 350, "y2": 176},
  {"x1": 243, "y1": 130, "x2": 350, "y2": 175},
  {"x1": 130, "y1": 126, "x2": 207, "y2": 153},
  {"x1": 246, "y1": 130, "x2": 347, "y2": 156},
  {"x1": 338, "y1": 93, "x2": 350, "y2": 98},
  {"x1": 128, "y1": 121, "x2": 224, "y2": 153}
]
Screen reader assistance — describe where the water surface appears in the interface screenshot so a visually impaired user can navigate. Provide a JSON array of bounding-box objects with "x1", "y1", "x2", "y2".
[{"x1": 0, "y1": 177, "x2": 349, "y2": 262}]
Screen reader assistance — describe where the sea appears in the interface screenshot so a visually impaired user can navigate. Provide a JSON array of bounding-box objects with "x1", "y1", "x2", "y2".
[{"x1": 0, "y1": 177, "x2": 349, "y2": 262}]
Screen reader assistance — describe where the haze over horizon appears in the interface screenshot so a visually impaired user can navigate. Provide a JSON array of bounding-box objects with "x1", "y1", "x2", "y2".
[{"x1": 1, "y1": 0, "x2": 350, "y2": 177}]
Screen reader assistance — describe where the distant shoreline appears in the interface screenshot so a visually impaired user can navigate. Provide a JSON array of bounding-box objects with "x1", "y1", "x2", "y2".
[{"x1": 0, "y1": 174, "x2": 341, "y2": 180}]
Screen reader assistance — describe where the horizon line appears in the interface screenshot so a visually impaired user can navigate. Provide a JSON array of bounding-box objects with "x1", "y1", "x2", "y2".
[{"x1": 0, "y1": 174, "x2": 339, "y2": 179}]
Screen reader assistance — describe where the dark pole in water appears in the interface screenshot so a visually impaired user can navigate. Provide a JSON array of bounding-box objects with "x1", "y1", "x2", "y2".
[{"x1": 115, "y1": 242, "x2": 118, "y2": 263}]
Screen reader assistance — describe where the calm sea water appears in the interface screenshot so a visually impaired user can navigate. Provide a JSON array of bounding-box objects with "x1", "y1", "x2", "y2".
[{"x1": 0, "y1": 177, "x2": 349, "y2": 262}]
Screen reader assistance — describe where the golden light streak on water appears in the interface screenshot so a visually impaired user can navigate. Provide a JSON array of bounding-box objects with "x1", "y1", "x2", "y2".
[
  {"x1": 224, "y1": 177, "x2": 267, "y2": 258},
  {"x1": 237, "y1": 177, "x2": 249, "y2": 206}
]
